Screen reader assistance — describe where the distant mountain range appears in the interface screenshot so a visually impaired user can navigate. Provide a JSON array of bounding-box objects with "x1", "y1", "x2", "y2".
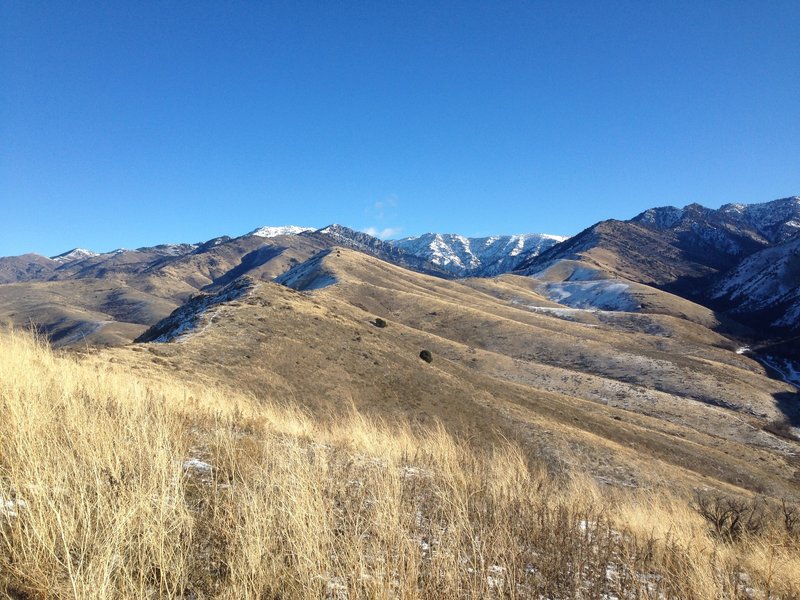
[
  {"x1": 0, "y1": 224, "x2": 565, "y2": 286},
  {"x1": 0, "y1": 196, "x2": 798, "y2": 353},
  {"x1": 390, "y1": 232, "x2": 566, "y2": 276}
]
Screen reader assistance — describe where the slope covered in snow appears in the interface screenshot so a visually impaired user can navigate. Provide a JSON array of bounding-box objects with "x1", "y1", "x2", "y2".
[
  {"x1": 528, "y1": 263, "x2": 641, "y2": 312},
  {"x1": 274, "y1": 250, "x2": 338, "y2": 291},
  {"x1": 51, "y1": 248, "x2": 99, "y2": 263},
  {"x1": 248, "y1": 225, "x2": 314, "y2": 238},
  {"x1": 302, "y1": 224, "x2": 452, "y2": 278},
  {"x1": 135, "y1": 277, "x2": 257, "y2": 343},
  {"x1": 711, "y1": 236, "x2": 800, "y2": 331},
  {"x1": 633, "y1": 196, "x2": 800, "y2": 249},
  {"x1": 389, "y1": 232, "x2": 566, "y2": 277}
]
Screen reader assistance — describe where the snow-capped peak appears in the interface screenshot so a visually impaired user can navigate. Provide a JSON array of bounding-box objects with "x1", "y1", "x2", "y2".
[
  {"x1": 632, "y1": 206, "x2": 685, "y2": 229},
  {"x1": 389, "y1": 232, "x2": 567, "y2": 276},
  {"x1": 248, "y1": 225, "x2": 314, "y2": 238},
  {"x1": 50, "y1": 248, "x2": 99, "y2": 263}
]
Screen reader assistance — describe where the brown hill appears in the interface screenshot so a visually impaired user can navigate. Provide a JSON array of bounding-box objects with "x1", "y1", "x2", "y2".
[
  {"x1": 107, "y1": 248, "x2": 800, "y2": 500},
  {"x1": 0, "y1": 234, "x2": 332, "y2": 346}
]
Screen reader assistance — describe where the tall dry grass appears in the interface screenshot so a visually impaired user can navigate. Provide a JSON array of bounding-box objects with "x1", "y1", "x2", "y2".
[{"x1": 0, "y1": 330, "x2": 798, "y2": 599}]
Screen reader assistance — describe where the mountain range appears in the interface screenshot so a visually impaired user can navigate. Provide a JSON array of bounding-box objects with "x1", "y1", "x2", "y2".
[
  {"x1": 2, "y1": 197, "x2": 798, "y2": 346},
  {"x1": 1, "y1": 195, "x2": 799, "y2": 502}
]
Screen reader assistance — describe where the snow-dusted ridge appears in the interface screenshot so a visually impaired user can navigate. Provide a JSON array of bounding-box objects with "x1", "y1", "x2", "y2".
[
  {"x1": 248, "y1": 225, "x2": 314, "y2": 238},
  {"x1": 275, "y1": 250, "x2": 338, "y2": 291},
  {"x1": 50, "y1": 248, "x2": 99, "y2": 263},
  {"x1": 711, "y1": 236, "x2": 800, "y2": 331},
  {"x1": 633, "y1": 196, "x2": 800, "y2": 245},
  {"x1": 135, "y1": 277, "x2": 256, "y2": 343},
  {"x1": 389, "y1": 232, "x2": 568, "y2": 277}
]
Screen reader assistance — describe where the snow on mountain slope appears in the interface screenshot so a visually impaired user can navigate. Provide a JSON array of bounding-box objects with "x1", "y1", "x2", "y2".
[
  {"x1": 389, "y1": 232, "x2": 567, "y2": 277},
  {"x1": 304, "y1": 224, "x2": 452, "y2": 278},
  {"x1": 135, "y1": 277, "x2": 257, "y2": 343},
  {"x1": 633, "y1": 196, "x2": 800, "y2": 247},
  {"x1": 537, "y1": 280, "x2": 639, "y2": 312},
  {"x1": 51, "y1": 248, "x2": 99, "y2": 263},
  {"x1": 144, "y1": 243, "x2": 199, "y2": 256},
  {"x1": 529, "y1": 263, "x2": 641, "y2": 312},
  {"x1": 722, "y1": 196, "x2": 800, "y2": 244},
  {"x1": 274, "y1": 250, "x2": 338, "y2": 291},
  {"x1": 712, "y1": 236, "x2": 800, "y2": 331},
  {"x1": 248, "y1": 225, "x2": 314, "y2": 238}
]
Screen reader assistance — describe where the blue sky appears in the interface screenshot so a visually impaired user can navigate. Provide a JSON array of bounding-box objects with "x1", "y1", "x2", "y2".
[{"x1": 1, "y1": 1, "x2": 798, "y2": 256}]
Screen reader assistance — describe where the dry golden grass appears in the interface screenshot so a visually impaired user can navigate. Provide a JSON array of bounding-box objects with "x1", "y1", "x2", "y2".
[{"x1": 1, "y1": 330, "x2": 799, "y2": 599}]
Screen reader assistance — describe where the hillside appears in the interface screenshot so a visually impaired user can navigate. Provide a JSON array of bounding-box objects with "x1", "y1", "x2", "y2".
[
  {"x1": 122, "y1": 248, "x2": 800, "y2": 500},
  {"x1": 519, "y1": 197, "x2": 800, "y2": 291},
  {"x1": 2, "y1": 196, "x2": 798, "y2": 351},
  {"x1": 711, "y1": 236, "x2": 800, "y2": 333},
  {"x1": 4, "y1": 330, "x2": 799, "y2": 598},
  {"x1": 0, "y1": 229, "x2": 355, "y2": 346}
]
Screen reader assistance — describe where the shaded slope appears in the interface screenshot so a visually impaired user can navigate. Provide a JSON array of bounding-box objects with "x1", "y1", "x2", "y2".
[
  {"x1": 518, "y1": 196, "x2": 800, "y2": 298},
  {"x1": 711, "y1": 236, "x2": 800, "y2": 333},
  {"x1": 516, "y1": 219, "x2": 726, "y2": 292},
  {"x1": 0, "y1": 254, "x2": 57, "y2": 284}
]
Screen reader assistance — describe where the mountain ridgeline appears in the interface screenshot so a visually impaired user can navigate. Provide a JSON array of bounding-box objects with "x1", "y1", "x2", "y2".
[
  {"x1": 517, "y1": 196, "x2": 800, "y2": 336},
  {"x1": 0, "y1": 196, "x2": 798, "y2": 350}
]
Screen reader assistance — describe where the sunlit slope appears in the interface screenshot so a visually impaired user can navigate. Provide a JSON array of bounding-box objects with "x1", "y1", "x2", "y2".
[
  {"x1": 0, "y1": 234, "x2": 330, "y2": 347},
  {"x1": 4, "y1": 330, "x2": 799, "y2": 598},
  {"x1": 116, "y1": 248, "x2": 800, "y2": 499}
]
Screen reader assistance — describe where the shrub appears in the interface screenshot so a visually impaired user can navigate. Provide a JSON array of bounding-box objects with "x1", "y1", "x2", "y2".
[
  {"x1": 693, "y1": 492, "x2": 766, "y2": 540},
  {"x1": 419, "y1": 350, "x2": 432, "y2": 363},
  {"x1": 763, "y1": 419, "x2": 797, "y2": 440}
]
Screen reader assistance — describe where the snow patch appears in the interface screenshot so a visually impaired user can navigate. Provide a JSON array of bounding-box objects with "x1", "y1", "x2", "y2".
[
  {"x1": 183, "y1": 458, "x2": 213, "y2": 474},
  {"x1": 1, "y1": 496, "x2": 27, "y2": 519},
  {"x1": 149, "y1": 243, "x2": 197, "y2": 256},
  {"x1": 140, "y1": 277, "x2": 256, "y2": 343},
  {"x1": 275, "y1": 253, "x2": 337, "y2": 291},
  {"x1": 537, "y1": 280, "x2": 640, "y2": 312},
  {"x1": 249, "y1": 225, "x2": 314, "y2": 238},
  {"x1": 50, "y1": 248, "x2": 98, "y2": 263},
  {"x1": 757, "y1": 355, "x2": 800, "y2": 390}
]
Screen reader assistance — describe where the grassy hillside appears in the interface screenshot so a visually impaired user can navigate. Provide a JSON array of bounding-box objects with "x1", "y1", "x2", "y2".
[
  {"x1": 1, "y1": 330, "x2": 799, "y2": 598},
  {"x1": 116, "y1": 249, "x2": 800, "y2": 500}
]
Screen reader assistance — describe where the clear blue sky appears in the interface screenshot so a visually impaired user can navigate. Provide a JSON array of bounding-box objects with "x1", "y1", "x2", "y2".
[{"x1": 2, "y1": 1, "x2": 798, "y2": 256}]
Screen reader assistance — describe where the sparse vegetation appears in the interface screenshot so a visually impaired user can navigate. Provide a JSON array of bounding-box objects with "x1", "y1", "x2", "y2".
[
  {"x1": 763, "y1": 418, "x2": 798, "y2": 441},
  {"x1": 693, "y1": 492, "x2": 768, "y2": 540},
  {"x1": 1, "y1": 330, "x2": 799, "y2": 598}
]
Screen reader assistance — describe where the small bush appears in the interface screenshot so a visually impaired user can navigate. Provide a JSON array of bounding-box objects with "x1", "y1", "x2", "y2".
[
  {"x1": 764, "y1": 419, "x2": 797, "y2": 440},
  {"x1": 693, "y1": 492, "x2": 766, "y2": 540},
  {"x1": 419, "y1": 350, "x2": 432, "y2": 363},
  {"x1": 782, "y1": 499, "x2": 800, "y2": 536},
  {"x1": 372, "y1": 318, "x2": 387, "y2": 328}
]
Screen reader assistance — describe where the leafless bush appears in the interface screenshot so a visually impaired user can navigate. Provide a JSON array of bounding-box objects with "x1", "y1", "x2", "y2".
[
  {"x1": 693, "y1": 491, "x2": 767, "y2": 540},
  {"x1": 782, "y1": 498, "x2": 800, "y2": 536},
  {"x1": 763, "y1": 419, "x2": 797, "y2": 440}
]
